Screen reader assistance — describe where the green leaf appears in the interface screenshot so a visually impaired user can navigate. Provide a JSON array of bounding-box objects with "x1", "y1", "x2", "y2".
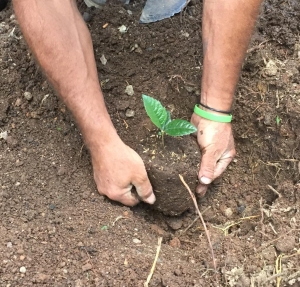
[
  {"x1": 164, "y1": 119, "x2": 197, "y2": 136},
  {"x1": 142, "y1": 94, "x2": 168, "y2": 130},
  {"x1": 162, "y1": 111, "x2": 171, "y2": 130}
]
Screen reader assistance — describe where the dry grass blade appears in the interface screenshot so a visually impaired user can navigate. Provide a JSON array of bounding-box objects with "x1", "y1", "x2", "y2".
[
  {"x1": 179, "y1": 174, "x2": 217, "y2": 272},
  {"x1": 144, "y1": 237, "x2": 163, "y2": 287}
]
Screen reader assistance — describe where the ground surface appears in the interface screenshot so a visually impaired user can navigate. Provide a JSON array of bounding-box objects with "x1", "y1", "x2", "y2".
[{"x1": 1, "y1": 0, "x2": 300, "y2": 286}]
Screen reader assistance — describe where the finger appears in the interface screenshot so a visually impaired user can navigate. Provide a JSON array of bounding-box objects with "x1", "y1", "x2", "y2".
[
  {"x1": 109, "y1": 186, "x2": 140, "y2": 207},
  {"x1": 132, "y1": 172, "x2": 156, "y2": 205},
  {"x1": 214, "y1": 155, "x2": 235, "y2": 179},
  {"x1": 198, "y1": 151, "x2": 217, "y2": 185},
  {"x1": 196, "y1": 183, "x2": 208, "y2": 197},
  {"x1": 118, "y1": 191, "x2": 140, "y2": 207}
]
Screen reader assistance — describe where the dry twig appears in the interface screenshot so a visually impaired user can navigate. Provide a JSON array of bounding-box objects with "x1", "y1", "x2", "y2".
[
  {"x1": 267, "y1": 185, "x2": 282, "y2": 198},
  {"x1": 144, "y1": 237, "x2": 163, "y2": 287},
  {"x1": 179, "y1": 174, "x2": 217, "y2": 272}
]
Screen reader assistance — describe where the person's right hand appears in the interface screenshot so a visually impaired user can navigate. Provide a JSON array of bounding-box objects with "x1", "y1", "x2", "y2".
[
  {"x1": 89, "y1": 134, "x2": 156, "y2": 206},
  {"x1": 191, "y1": 113, "x2": 236, "y2": 197}
]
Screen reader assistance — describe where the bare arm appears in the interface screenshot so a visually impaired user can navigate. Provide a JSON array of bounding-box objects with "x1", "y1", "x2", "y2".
[
  {"x1": 192, "y1": 0, "x2": 263, "y2": 195},
  {"x1": 13, "y1": 0, "x2": 155, "y2": 206}
]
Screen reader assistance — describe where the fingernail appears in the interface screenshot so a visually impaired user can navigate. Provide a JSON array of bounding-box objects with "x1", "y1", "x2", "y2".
[
  {"x1": 200, "y1": 176, "x2": 212, "y2": 185},
  {"x1": 145, "y1": 193, "x2": 156, "y2": 204}
]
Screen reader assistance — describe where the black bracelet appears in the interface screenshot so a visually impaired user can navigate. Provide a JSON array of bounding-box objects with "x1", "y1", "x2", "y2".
[{"x1": 198, "y1": 102, "x2": 232, "y2": 115}]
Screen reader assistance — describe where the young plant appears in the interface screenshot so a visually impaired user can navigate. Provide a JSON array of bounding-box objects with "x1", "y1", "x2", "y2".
[{"x1": 142, "y1": 94, "x2": 197, "y2": 145}]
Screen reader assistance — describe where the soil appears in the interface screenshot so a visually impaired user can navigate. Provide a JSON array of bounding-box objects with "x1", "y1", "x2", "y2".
[{"x1": 1, "y1": 0, "x2": 300, "y2": 286}]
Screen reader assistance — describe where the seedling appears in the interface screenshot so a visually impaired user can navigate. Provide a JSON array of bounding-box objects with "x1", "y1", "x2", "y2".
[
  {"x1": 276, "y1": 115, "x2": 281, "y2": 126},
  {"x1": 142, "y1": 94, "x2": 197, "y2": 145}
]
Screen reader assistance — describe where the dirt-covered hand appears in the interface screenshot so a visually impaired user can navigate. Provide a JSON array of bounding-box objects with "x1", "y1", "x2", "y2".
[
  {"x1": 90, "y1": 135, "x2": 155, "y2": 206},
  {"x1": 191, "y1": 113, "x2": 236, "y2": 197}
]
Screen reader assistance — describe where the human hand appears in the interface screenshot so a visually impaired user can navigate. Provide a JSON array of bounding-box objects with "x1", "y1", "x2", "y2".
[
  {"x1": 90, "y1": 134, "x2": 155, "y2": 206},
  {"x1": 191, "y1": 113, "x2": 236, "y2": 197}
]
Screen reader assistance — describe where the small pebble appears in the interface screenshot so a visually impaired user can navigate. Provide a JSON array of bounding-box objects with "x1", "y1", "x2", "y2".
[
  {"x1": 100, "y1": 54, "x2": 107, "y2": 65},
  {"x1": 118, "y1": 25, "x2": 127, "y2": 33},
  {"x1": 24, "y1": 92, "x2": 32, "y2": 101},
  {"x1": 125, "y1": 109, "x2": 135, "y2": 118},
  {"x1": 15, "y1": 98, "x2": 22, "y2": 106},
  {"x1": 20, "y1": 266, "x2": 26, "y2": 273},
  {"x1": 275, "y1": 236, "x2": 295, "y2": 252},
  {"x1": 125, "y1": 85, "x2": 134, "y2": 96},
  {"x1": 133, "y1": 238, "x2": 141, "y2": 244},
  {"x1": 7, "y1": 242, "x2": 12, "y2": 248},
  {"x1": 166, "y1": 218, "x2": 183, "y2": 230},
  {"x1": 49, "y1": 204, "x2": 56, "y2": 210},
  {"x1": 82, "y1": 12, "x2": 92, "y2": 22},
  {"x1": 224, "y1": 208, "x2": 233, "y2": 218},
  {"x1": 16, "y1": 249, "x2": 24, "y2": 255}
]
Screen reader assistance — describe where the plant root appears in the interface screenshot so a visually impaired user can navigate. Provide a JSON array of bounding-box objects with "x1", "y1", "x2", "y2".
[
  {"x1": 144, "y1": 237, "x2": 163, "y2": 287},
  {"x1": 179, "y1": 174, "x2": 217, "y2": 272}
]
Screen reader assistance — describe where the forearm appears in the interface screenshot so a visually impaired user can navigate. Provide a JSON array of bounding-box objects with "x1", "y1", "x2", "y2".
[
  {"x1": 201, "y1": 0, "x2": 263, "y2": 111},
  {"x1": 13, "y1": 0, "x2": 116, "y2": 149}
]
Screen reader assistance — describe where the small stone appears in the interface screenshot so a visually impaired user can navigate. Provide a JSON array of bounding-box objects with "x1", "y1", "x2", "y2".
[
  {"x1": 82, "y1": 263, "x2": 93, "y2": 272},
  {"x1": 166, "y1": 218, "x2": 183, "y2": 230},
  {"x1": 100, "y1": 54, "x2": 107, "y2": 65},
  {"x1": 265, "y1": 60, "x2": 278, "y2": 76},
  {"x1": 49, "y1": 204, "x2": 56, "y2": 210},
  {"x1": 118, "y1": 25, "x2": 127, "y2": 33},
  {"x1": 20, "y1": 255, "x2": 26, "y2": 261},
  {"x1": 237, "y1": 205, "x2": 246, "y2": 214},
  {"x1": 15, "y1": 98, "x2": 22, "y2": 106},
  {"x1": 275, "y1": 236, "x2": 295, "y2": 252},
  {"x1": 125, "y1": 85, "x2": 134, "y2": 96},
  {"x1": 20, "y1": 266, "x2": 26, "y2": 273},
  {"x1": 224, "y1": 208, "x2": 233, "y2": 218},
  {"x1": 82, "y1": 12, "x2": 92, "y2": 22},
  {"x1": 169, "y1": 237, "x2": 181, "y2": 248},
  {"x1": 77, "y1": 242, "x2": 84, "y2": 247},
  {"x1": 24, "y1": 92, "x2": 33, "y2": 101},
  {"x1": 7, "y1": 242, "x2": 12, "y2": 248},
  {"x1": 0, "y1": 131, "x2": 8, "y2": 140},
  {"x1": 125, "y1": 109, "x2": 135, "y2": 118},
  {"x1": 16, "y1": 159, "x2": 24, "y2": 167},
  {"x1": 16, "y1": 249, "x2": 24, "y2": 254},
  {"x1": 133, "y1": 238, "x2": 141, "y2": 244}
]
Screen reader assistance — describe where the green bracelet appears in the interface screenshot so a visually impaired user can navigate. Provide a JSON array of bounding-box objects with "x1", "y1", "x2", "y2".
[{"x1": 194, "y1": 104, "x2": 232, "y2": 123}]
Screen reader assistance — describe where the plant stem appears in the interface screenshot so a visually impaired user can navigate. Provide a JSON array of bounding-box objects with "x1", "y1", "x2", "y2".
[{"x1": 161, "y1": 131, "x2": 165, "y2": 147}]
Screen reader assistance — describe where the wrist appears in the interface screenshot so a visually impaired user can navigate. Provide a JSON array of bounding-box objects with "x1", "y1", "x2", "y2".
[{"x1": 200, "y1": 90, "x2": 234, "y2": 113}]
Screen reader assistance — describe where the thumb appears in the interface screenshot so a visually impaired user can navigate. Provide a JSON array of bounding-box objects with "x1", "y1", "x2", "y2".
[
  {"x1": 132, "y1": 171, "x2": 156, "y2": 205},
  {"x1": 198, "y1": 151, "x2": 217, "y2": 185}
]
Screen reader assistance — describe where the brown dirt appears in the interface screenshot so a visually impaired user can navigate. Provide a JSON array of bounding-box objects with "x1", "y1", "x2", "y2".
[{"x1": 1, "y1": 0, "x2": 300, "y2": 286}]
